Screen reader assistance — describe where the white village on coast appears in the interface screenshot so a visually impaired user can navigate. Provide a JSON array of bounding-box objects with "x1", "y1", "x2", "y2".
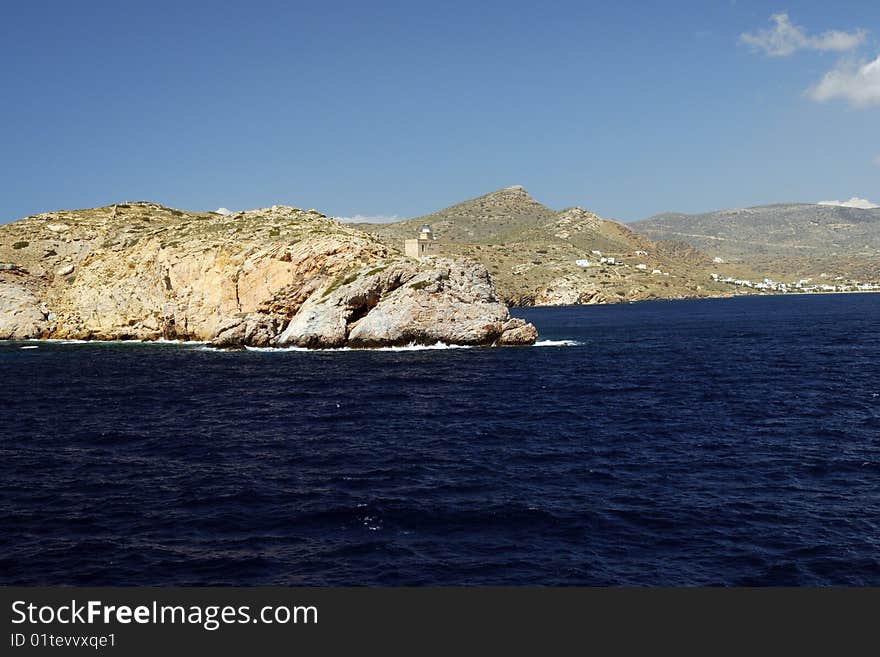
[{"x1": 708, "y1": 273, "x2": 880, "y2": 295}]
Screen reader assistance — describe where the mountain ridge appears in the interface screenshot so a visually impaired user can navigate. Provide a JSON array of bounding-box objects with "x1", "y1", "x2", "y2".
[{"x1": 633, "y1": 202, "x2": 880, "y2": 277}]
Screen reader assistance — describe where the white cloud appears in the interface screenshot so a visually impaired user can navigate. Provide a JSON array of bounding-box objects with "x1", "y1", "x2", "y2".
[
  {"x1": 817, "y1": 197, "x2": 879, "y2": 209},
  {"x1": 740, "y1": 13, "x2": 867, "y2": 57},
  {"x1": 335, "y1": 214, "x2": 402, "y2": 223},
  {"x1": 808, "y1": 55, "x2": 880, "y2": 107},
  {"x1": 214, "y1": 207, "x2": 233, "y2": 215}
]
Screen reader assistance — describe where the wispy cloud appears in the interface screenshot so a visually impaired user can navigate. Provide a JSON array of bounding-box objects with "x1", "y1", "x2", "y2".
[
  {"x1": 740, "y1": 12, "x2": 866, "y2": 57},
  {"x1": 335, "y1": 214, "x2": 402, "y2": 224},
  {"x1": 808, "y1": 55, "x2": 880, "y2": 107},
  {"x1": 817, "y1": 197, "x2": 879, "y2": 209}
]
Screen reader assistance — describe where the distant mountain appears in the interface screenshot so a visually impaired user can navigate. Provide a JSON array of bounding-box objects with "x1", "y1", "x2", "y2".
[
  {"x1": 357, "y1": 186, "x2": 727, "y2": 306},
  {"x1": 634, "y1": 203, "x2": 880, "y2": 260}
]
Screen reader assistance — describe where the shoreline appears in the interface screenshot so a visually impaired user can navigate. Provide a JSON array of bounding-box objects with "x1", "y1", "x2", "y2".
[
  {"x1": 509, "y1": 287, "x2": 880, "y2": 309},
  {"x1": 2, "y1": 338, "x2": 580, "y2": 351},
  {"x1": 3, "y1": 290, "x2": 877, "y2": 346}
]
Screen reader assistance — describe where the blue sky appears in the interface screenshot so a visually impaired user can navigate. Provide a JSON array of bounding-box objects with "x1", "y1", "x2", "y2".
[{"x1": 1, "y1": 0, "x2": 878, "y2": 223}]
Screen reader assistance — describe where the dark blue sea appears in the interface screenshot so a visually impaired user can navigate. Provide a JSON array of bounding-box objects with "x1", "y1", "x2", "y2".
[{"x1": 2, "y1": 294, "x2": 879, "y2": 586}]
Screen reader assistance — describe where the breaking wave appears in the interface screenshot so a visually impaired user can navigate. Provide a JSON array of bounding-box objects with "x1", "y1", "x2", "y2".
[
  {"x1": 208, "y1": 341, "x2": 581, "y2": 352},
  {"x1": 21, "y1": 339, "x2": 208, "y2": 346},
  {"x1": 12, "y1": 337, "x2": 580, "y2": 351},
  {"x1": 240, "y1": 342, "x2": 474, "y2": 353},
  {"x1": 198, "y1": 340, "x2": 584, "y2": 353}
]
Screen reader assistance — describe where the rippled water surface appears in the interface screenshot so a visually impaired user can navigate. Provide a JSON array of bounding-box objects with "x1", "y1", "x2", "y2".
[{"x1": 2, "y1": 294, "x2": 879, "y2": 585}]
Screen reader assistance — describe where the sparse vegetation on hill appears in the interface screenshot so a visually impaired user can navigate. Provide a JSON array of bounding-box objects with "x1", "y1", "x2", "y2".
[
  {"x1": 634, "y1": 203, "x2": 880, "y2": 281},
  {"x1": 357, "y1": 186, "x2": 733, "y2": 305}
]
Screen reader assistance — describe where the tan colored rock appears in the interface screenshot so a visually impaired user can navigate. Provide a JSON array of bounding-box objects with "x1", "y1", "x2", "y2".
[
  {"x1": 275, "y1": 258, "x2": 537, "y2": 348},
  {"x1": 276, "y1": 264, "x2": 412, "y2": 348},
  {"x1": 534, "y1": 277, "x2": 605, "y2": 306},
  {"x1": 1, "y1": 202, "x2": 537, "y2": 348},
  {"x1": 346, "y1": 260, "x2": 514, "y2": 347},
  {"x1": 0, "y1": 282, "x2": 49, "y2": 339},
  {"x1": 498, "y1": 318, "x2": 539, "y2": 345},
  {"x1": 211, "y1": 313, "x2": 280, "y2": 349}
]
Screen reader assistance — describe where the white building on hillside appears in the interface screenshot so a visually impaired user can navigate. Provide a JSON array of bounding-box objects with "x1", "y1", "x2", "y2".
[{"x1": 404, "y1": 224, "x2": 442, "y2": 258}]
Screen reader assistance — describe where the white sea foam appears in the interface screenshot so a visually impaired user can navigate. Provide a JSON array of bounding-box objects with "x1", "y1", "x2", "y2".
[
  {"x1": 12, "y1": 337, "x2": 579, "y2": 351},
  {"x1": 200, "y1": 340, "x2": 581, "y2": 353},
  {"x1": 110, "y1": 339, "x2": 208, "y2": 345},
  {"x1": 20, "y1": 345, "x2": 39, "y2": 350},
  {"x1": 20, "y1": 339, "x2": 207, "y2": 346},
  {"x1": 239, "y1": 342, "x2": 474, "y2": 353},
  {"x1": 148, "y1": 339, "x2": 209, "y2": 345},
  {"x1": 21, "y1": 338, "x2": 90, "y2": 344},
  {"x1": 358, "y1": 342, "x2": 472, "y2": 352}
]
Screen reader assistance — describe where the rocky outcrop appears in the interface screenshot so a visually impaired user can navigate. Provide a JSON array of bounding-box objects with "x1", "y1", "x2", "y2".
[
  {"x1": 220, "y1": 258, "x2": 531, "y2": 348},
  {"x1": 0, "y1": 202, "x2": 536, "y2": 348},
  {"x1": 344, "y1": 261, "x2": 511, "y2": 348},
  {"x1": 533, "y1": 277, "x2": 611, "y2": 306},
  {"x1": 551, "y1": 207, "x2": 604, "y2": 240},
  {"x1": 497, "y1": 318, "x2": 539, "y2": 345},
  {"x1": 0, "y1": 280, "x2": 49, "y2": 339}
]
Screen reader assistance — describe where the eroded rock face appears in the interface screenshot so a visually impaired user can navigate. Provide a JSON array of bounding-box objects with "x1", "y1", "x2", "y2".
[
  {"x1": 272, "y1": 258, "x2": 535, "y2": 348},
  {"x1": 0, "y1": 203, "x2": 537, "y2": 348},
  {"x1": 0, "y1": 281, "x2": 49, "y2": 339},
  {"x1": 276, "y1": 263, "x2": 413, "y2": 348},
  {"x1": 534, "y1": 277, "x2": 610, "y2": 306},
  {"x1": 345, "y1": 261, "x2": 511, "y2": 348},
  {"x1": 210, "y1": 313, "x2": 281, "y2": 349},
  {"x1": 497, "y1": 318, "x2": 539, "y2": 345}
]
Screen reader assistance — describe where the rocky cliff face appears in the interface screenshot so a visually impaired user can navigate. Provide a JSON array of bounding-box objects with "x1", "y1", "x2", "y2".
[
  {"x1": 532, "y1": 278, "x2": 612, "y2": 306},
  {"x1": 0, "y1": 202, "x2": 536, "y2": 347}
]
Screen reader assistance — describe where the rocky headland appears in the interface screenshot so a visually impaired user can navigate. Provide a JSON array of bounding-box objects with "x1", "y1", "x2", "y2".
[{"x1": 0, "y1": 202, "x2": 536, "y2": 348}]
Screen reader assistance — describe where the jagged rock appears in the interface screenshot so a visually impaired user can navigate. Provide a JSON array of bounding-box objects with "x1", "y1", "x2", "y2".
[
  {"x1": 276, "y1": 259, "x2": 536, "y2": 348},
  {"x1": 277, "y1": 264, "x2": 413, "y2": 348},
  {"x1": 210, "y1": 313, "x2": 281, "y2": 348},
  {"x1": 55, "y1": 264, "x2": 75, "y2": 276},
  {"x1": 0, "y1": 282, "x2": 49, "y2": 339},
  {"x1": 209, "y1": 319, "x2": 248, "y2": 348},
  {"x1": 346, "y1": 261, "x2": 511, "y2": 347},
  {"x1": 498, "y1": 318, "x2": 539, "y2": 345},
  {"x1": 534, "y1": 278, "x2": 607, "y2": 306}
]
